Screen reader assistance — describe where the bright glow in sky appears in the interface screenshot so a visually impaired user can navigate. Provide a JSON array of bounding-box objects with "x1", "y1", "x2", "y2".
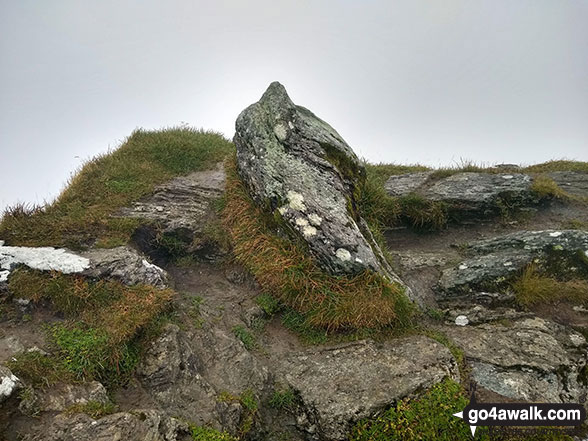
[{"x1": 1, "y1": 0, "x2": 587, "y2": 211}]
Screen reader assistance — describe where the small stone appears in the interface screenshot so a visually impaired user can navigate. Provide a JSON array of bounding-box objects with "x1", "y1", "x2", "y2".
[{"x1": 455, "y1": 315, "x2": 469, "y2": 326}]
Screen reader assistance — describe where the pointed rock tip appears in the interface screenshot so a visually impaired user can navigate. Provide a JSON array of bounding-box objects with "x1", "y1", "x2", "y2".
[{"x1": 260, "y1": 81, "x2": 290, "y2": 102}]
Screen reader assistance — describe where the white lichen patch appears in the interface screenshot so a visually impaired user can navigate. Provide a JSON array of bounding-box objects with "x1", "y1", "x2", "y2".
[
  {"x1": 302, "y1": 225, "x2": 317, "y2": 238},
  {"x1": 308, "y1": 213, "x2": 322, "y2": 226},
  {"x1": 355, "y1": 257, "x2": 363, "y2": 264},
  {"x1": 278, "y1": 206, "x2": 288, "y2": 216},
  {"x1": 287, "y1": 190, "x2": 306, "y2": 211},
  {"x1": 273, "y1": 123, "x2": 288, "y2": 141},
  {"x1": 295, "y1": 217, "x2": 309, "y2": 227},
  {"x1": 335, "y1": 248, "x2": 351, "y2": 262},
  {"x1": 0, "y1": 245, "x2": 90, "y2": 276},
  {"x1": 549, "y1": 231, "x2": 562, "y2": 237},
  {"x1": 501, "y1": 175, "x2": 514, "y2": 180},
  {"x1": 0, "y1": 270, "x2": 8, "y2": 283},
  {"x1": 458, "y1": 264, "x2": 468, "y2": 270}
]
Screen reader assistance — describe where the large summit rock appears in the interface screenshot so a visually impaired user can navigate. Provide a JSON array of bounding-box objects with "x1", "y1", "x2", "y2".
[{"x1": 234, "y1": 82, "x2": 398, "y2": 281}]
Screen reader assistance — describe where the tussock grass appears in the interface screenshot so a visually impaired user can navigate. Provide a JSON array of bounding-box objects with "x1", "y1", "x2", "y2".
[
  {"x1": 222, "y1": 157, "x2": 415, "y2": 330},
  {"x1": 0, "y1": 127, "x2": 234, "y2": 250},
  {"x1": 513, "y1": 265, "x2": 588, "y2": 307},
  {"x1": 531, "y1": 175, "x2": 570, "y2": 200}
]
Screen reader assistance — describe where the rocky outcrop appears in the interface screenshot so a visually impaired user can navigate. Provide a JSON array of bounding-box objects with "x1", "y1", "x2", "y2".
[
  {"x1": 437, "y1": 229, "x2": 588, "y2": 301},
  {"x1": 385, "y1": 171, "x2": 540, "y2": 219},
  {"x1": 0, "y1": 366, "x2": 21, "y2": 404},
  {"x1": 0, "y1": 243, "x2": 90, "y2": 283},
  {"x1": 441, "y1": 317, "x2": 587, "y2": 404},
  {"x1": 81, "y1": 246, "x2": 169, "y2": 288},
  {"x1": 0, "y1": 243, "x2": 168, "y2": 288},
  {"x1": 21, "y1": 410, "x2": 189, "y2": 441},
  {"x1": 275, "y1": 336, "x2": 458, "y2": 441},
  {"x1": 117, "y1": 164, "x2": 227, "y2": 261},
  {"x1": 234, "y1": 82, "x2": 401, "y2": 284},
  {"x1": 20, "y1": 381, "x2": 109, "y2": 414},
  {"x1": 548, "y1": 171, "x2": 588, "y2": 198},
  {"x1": 137, "y1": 324, "x2": 270, "y2": 434}
]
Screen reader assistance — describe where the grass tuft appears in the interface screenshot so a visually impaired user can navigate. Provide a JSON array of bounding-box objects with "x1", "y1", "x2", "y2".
[
  {"x1": 0, "y1": 127, "x2": 234, "y2": 250},
  {"x1": 513, "y1": 265, "x2": 588, "y2": 307},
  {"x1": 232, "y1": 325, "x2": 257, "y2": 350},
  {"x1": 530, "y1": 175, "x2": 569, "y2": 200},
  {"x1": 65, "y1": 400, "x2": 117, "y2": 419},
  {"x1": 190, "y1": 425, "x2": 238, "y2": 441}
]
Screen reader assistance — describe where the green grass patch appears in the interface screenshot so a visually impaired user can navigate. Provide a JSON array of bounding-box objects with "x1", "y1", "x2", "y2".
[
  {"x1": 232, "y1": 325, "x2": 257, "y2": 350},
  {"x1": 190, "y1": 425, "x2": 237, "y2": 441},
  {"x1": 513, "y1": 265, "x2": 588, "y2": 307},
  {"x1": 349, "y1": 378, "x2": 472, "y2": 441},
  {"x1": 349, "y1": 378, "x2": 574, "y2": 441},
  {"x1": 49, "y1": 323, "x2": 139, "y2": 383},
  {"x1": 269, "y1": 386, "x2": 296, "y2": 411},
  {"x1": 222, "y1": 157, "x2": 415, "y2": 331},
  {"x1": 0, "y1": 127, "x2": 234, "y2": 250},
  {"x1": 65, "y1": 400, "x2": 117, "y2": 418},
  {"x1": 255, "y1": 293, "x2": 282, "y2": 316}
]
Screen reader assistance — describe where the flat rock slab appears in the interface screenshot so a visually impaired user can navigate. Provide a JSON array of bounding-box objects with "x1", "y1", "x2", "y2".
[
  {"x1": 21, "y1": 410, "x2": 188, "y2": 441},
  {"x1": 0, "y1": 244, "x2": 168, "y2": 289},
  {"x1": 442, "y1": 317, "x2": 587, "y2": 403},
  {"x1": 234, "y1": 82, "x2": 399, "y2": 282},
  {"x1": 437, "y1": 229, "x2": 588, "y2": 300},
  {"x1": 82, "y1": 246, "x2": 168, "y2": 288},
  {"x1": 385, "y1": 171, "x2": 539, "y2": 219},
  {"x1": 118, "y1": 163, "x2": 225, "y2": 234},
  {"x1": 275, "y1": 336, "x2": 458, "y2": 441}
]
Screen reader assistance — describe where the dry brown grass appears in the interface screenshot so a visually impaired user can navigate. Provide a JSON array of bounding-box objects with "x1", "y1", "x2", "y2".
[
  {"x1": 513, "y1": 265, "x2": 588, "y2": 307},
  {"x1": 221, "y1": 157, "x2": 414, "y2": 330}
]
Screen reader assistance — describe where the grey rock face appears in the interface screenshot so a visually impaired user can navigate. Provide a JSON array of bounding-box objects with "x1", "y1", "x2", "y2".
[
  {"x1": 118, "y1": 164, "x2": 227, "y2": 260},
  {"x1": 548, "y1": 171, "x2": 588, "y2": 198},
  {"x1": 29, "y1": 381, "x2": 109, "y2": 413},
  {"x1": 82, "y1": 246, "x2": 169, "y2": 288},
  {"x1": 137, "y1": 324, "x2": 270, "y2": 433},
  {"x1": 21, "y1": 410, "x2": 189, "y2": 441},
  {"x1": 385, "y1": 171, "x2": 539, "y2": 218},
  {"x1": 384, "y1": 171, "x2": 434, "y2": 197},
  {"x1": 234, "y1": 82, "x2": 398, "y2": 281},
  {"x1": 275, "y1": 336, "x2": 458, "y2": 441},
  {"x1": 442, "y1": 317, "x2": 587, "y2": 403},
  {"x1": 438, "y1": 229, "x2": 588, "y2": 300}
]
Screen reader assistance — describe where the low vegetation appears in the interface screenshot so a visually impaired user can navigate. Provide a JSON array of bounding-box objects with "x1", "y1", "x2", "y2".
[
  {"x1": 222, "y1": 157, "x2": 415, "y2": 330},
  {"x1": 7, "y1": 268, "x2": 173, "y2": 386},
  {"x1": 0, "y1": 127, "x2": 234, "y2": 250},
  {"x1": 189, "y1": 425, "x2": 238, "y2": 441},
  {"x1": 65, "y1": 400, "x2": 117, "y2": 419},
  {"x1": 349, "y1": 378, "x2": 574, "y2": 441},
  {"x1": 513, "y1": 265, "x2": 588, "y2": 307}
]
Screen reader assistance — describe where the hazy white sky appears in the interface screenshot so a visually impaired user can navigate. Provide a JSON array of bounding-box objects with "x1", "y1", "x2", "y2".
[{"x1": 1, "y1": 0, "x2": 587, "y2": 211}]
